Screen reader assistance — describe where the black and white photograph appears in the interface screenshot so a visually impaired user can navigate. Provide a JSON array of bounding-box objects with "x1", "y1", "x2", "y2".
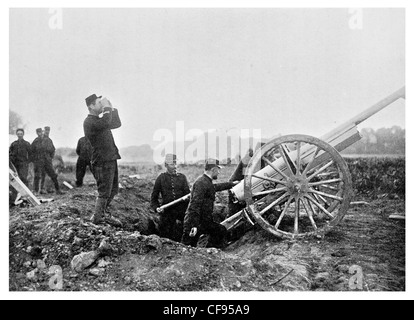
[{"x1": 4, "y1": 2, "x2": 410, "y2": 301}]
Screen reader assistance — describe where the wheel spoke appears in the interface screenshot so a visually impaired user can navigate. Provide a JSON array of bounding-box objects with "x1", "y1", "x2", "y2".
[
  {"x1": 306, "y1": 198, "x2": 317, "y2": 217},
  {"x1": 320, "y1": 184, "x2": 339, "y2": 192},
  {"x1": 252, "y1": 174, "x2": 288, "y2": 186},
  {"x1": 294, "y1": 198, "x2": 300, "y2": 234},
  {"x1": 259, "y1": 192, "x2": 290, "y2": 216},
  {"x1": 302, "y1": 147, "x2": 321, "y2": 175},
  {"x1": 278, "y1": 145, "x2": 295, "y2": 176},
  {"x1": 317, "y1": 172, "x2": 339, "y2": 177},
  {"x1": 310, "y1": 193, "x2": 327, "y2": 209},
  {"x1": 263, "y1": 157, "x2": 290, "y2": 180},
  {"x1": 309, "y1": 188, "x2": 344, "y2": 202},
  {"x1": 253, "y1": 187, "x2": 287, "y2": 197},
  {"x1": 296, "y1": 142, "x2": 301, "y2": 176},
  {"x1": 275, "y1": 196, "x2": 293, "y2": 229},
  {"x1": 308, "y1": 178, "x2": 342, "y2": 186},
  {"x1": 307, "y1": 160, "x2": 334, "y2": 181},
  {"x1": 305, "y1": 195, "x2": 334, "y2": 219},
  {"x1": 302, "y1": 199, "x2": 317, "y2": 230},
  {"x1": 315, "y1": 193, "x2": 330, "y2": 207}
]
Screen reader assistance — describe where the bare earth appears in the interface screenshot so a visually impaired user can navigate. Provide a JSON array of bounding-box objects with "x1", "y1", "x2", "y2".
[{"x1": 9, "y1": 166, "x2": 405, "y2": 292}]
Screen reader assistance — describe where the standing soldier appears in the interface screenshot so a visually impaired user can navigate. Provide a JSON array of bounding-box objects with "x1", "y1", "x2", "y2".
[
  {"x1": 75, "y1": 136, "x2": 93, "y2": 187},
  {"x1": 39, "y1": 126, "x2": 64, "y2": 195},
  {"x1": 31, "y1": 128, "x2": 44, "y2": 193},
  {"x1": 181, "y1": 159, "x2": 238, "y2": 248},
  {"x1": 150, "y1": 154, "x2": 191, "y2": 241},
  {"x1": 9, "y1": 128, "x2": 32, "y2": 187},
  {"x1": 83, "y1": 94, "x2": 122, "y2": 225}
]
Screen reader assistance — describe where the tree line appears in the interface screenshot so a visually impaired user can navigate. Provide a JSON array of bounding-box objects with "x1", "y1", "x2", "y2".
[
  {"x1": 10, "y1": 110, "x2": 405, "y2": 156},
  {"x1": 343, "y1": 126, "x2": 405, "y2": 155}
]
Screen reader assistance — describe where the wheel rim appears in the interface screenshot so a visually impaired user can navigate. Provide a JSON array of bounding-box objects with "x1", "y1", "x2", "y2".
[{"x1": 244, "y1": 134, "x2": 353, "y2": 239}]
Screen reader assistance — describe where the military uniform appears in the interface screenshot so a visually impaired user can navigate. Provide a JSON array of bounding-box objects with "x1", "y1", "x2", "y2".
[
  {"x1": 182, "y1": 174, "x2": 234, "y2": 248},
  {"x1": 38, "y1": 133, "x2": 62, "y2": 194},
  {"x1": 83, "y1": 101, "x2": 121, "y2": 224},
  {"x1": 150, "y1": 172, "x2": 190, "y2": 241},
  {"x1": 75, "y1": 136, "x2": 93, "y2": 187},
  {"x1": 31, "y1": 135, "x2": 43, "y2": 192},
  {"x1": 9, "y1": 138, "x2": 32, "y2": 187}
]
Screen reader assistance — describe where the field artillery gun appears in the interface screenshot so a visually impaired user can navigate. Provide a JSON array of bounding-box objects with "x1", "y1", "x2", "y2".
[{"x1": 221, "y1": 86, "x2": 405, "y2": 239}]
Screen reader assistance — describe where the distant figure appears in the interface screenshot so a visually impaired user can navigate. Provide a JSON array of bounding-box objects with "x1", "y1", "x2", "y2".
[
  {"x1": 83, "y1": 94, "x2": 122, "y2": 225},
  {"x1": 38, "y1": 126, "x2": 64, "y2": 195},
  {"x1": 75, "y1": 136, "x2": 93, "y2": 187},
  {"x1": 181, "y1": 159, "x2": 237, "y2": 248},
  {"x1": 9, "y1": 128, "x2": 32, "y2": 187},
  {"x1": 31, "y1": 128, "x2": 44, "y2": 193},
  {"x1": 150, "y1": 154, "x2": 191, "y2": 241}
]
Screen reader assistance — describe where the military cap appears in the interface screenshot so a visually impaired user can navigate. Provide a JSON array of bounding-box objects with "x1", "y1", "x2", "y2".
[
  {"x1": 165, "y1": 154, "x2": 177, "y2": 165},
  {"x1": 205, "y1": 158, "x2": 222, "y2": 171},
  {"x1": 85, "y1": 94, "x2": 102, "y2": 106}
]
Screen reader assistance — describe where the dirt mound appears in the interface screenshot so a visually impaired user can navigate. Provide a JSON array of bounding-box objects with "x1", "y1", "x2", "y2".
[{"x1": 9, "y1": 174, "x2": 405, "y2": 292}]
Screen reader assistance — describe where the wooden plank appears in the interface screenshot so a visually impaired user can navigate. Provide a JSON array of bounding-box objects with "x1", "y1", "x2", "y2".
[
  {"x1": 389, "y1": 214, "x2": 405, "y2": 220},
  {"x1": 9, "y1": 169, "x2": 41, "y2": 206}
]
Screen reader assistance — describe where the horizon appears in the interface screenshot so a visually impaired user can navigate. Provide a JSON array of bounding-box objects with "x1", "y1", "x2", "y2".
[{"x1": 9, "y1": 123, "x2": 406, "y2": 150}]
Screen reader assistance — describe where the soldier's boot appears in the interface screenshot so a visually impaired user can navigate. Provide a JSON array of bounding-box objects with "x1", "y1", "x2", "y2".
[
  {"x1": 53, "y1": 177, "x2": 65, "y2": 195},
  {"x1": 105, "y1": 196, "x2": 115, "y2": 215},
  {"x1": 91, "y1": 198, "x2": 107, "y2": 225},
  {"x1": 104, "y1": 197, "x2": 123, "y2": 227}
]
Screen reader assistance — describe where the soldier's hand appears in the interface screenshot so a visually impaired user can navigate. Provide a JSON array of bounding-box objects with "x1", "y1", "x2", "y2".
[
  {"x1": 232, "y1": 180, "x2": 239, "y2": 185},
  {"x1": 189, "y1": 227, "x2": 198, "y2": 237},
  {"x1": 156, "y1": 207, "x2": 164, "y2": 213}
]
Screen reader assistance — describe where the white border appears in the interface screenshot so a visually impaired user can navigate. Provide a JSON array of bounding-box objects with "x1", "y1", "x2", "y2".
[{"x1": 2, "y1": 0, "x2": 411, "y2": 301}]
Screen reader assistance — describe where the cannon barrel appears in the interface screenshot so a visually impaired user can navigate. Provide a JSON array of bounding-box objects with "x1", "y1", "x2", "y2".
[
  {"x1": 320, "y1": 86, "x2": 405, "y2": 142},
  {"x1": 230, "y1": 86, "x2": 405, "y2": 203}
]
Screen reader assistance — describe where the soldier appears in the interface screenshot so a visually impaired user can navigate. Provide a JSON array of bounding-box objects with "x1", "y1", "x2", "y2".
[
  {"x1": 31, "y1": 128, "x2": 44, "y2": 193},
  {"x1": 9, "y1": 128, "x2": 32, "y2": 187},
  {"x1": 75, "y1": 136, "x2": 93, "y2": 187},
  {"x1": 181, "y1": 159, "x2": 238, "y2": 248},
  {"x1": 83, "y1": 94, "x2": 122, "y2": 225},
  {"x1": 150, "y1": 154, "x2": 191, "y2": 241},
  {"x1": 38, "y1": 126, "x2": 64, "y2": 195}
]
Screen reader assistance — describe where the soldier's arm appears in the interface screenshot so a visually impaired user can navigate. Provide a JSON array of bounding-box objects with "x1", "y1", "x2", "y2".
[
  {"x1": 76, "y1": 139, "x2": 81, "y2": 156},
  {"x1": 214, "y1": 181, "x2": 235, "y2": 192},
  {"x1": 26, "y1": 141, "x2": 33, "y2": 162},
  {"x1": 85, "y1": 109, "x2": 114, "y2": 134},
  {"x1": 50, "y1": 140, "x2": 56, "y2": 158},
  {"x1": 150, "y1": 175, "x2": 162, "y2": 211},
  {"x1": 180, "y1": 175, "x2": 191, "y2": 204},
  {"x1": 9, "y1": 143, "x2": 16, "y2": 164},
  {"x1": 109, "y1": 108, "x2": 122, "y2": 129}
]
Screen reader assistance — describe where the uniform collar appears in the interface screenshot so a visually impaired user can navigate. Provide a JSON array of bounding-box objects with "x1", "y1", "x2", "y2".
[{"x1": 203, "y1": 173, "x2": 213, "y2": 181}]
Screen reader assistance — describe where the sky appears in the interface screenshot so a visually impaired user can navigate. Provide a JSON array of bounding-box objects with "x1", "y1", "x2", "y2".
[{"x1": 9, "y1": 8, "x2": 405, "y2": 150}]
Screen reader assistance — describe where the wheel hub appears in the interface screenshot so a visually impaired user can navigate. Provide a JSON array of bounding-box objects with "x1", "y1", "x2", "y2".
[{"x1": 287, "y1": 176, "x2": 308, "y2": 196}]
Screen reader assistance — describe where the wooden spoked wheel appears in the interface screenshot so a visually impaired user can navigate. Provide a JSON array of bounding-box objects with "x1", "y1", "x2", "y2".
[{"x1": 244, "y1": 134, "x2": 353, "y2": 239}]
